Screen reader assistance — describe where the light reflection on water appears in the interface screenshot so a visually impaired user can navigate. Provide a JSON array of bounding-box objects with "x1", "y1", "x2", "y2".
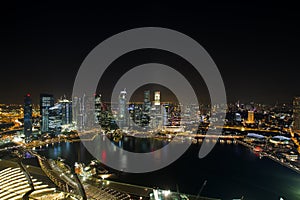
[{"x1": 37, "y1": 137, "x2": 300, "y2": 200}]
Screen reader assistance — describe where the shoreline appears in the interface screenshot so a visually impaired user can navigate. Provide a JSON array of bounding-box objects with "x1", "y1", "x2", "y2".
[{"x1": 235, "y1": 139, "x2": 300, "y2": 174}]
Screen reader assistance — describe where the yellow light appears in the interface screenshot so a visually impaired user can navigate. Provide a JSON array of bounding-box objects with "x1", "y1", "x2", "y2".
[{"x1": 99, "y1": 174, "x2": 112, "y2": 180}]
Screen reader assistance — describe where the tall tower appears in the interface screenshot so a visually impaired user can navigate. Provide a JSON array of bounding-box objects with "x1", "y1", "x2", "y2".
[
  {"x1": 163, "y1": 104, "x2": 169, "y2": 126},
  {"x1": 119, "y1": 89, "x2": 127, "y2": 128},
  {"x1": 48, "y1": 103, "x2": 62, "y2": 135},
  {"x1": 59, "y1": 98, "x2": 72, "y2": 125},
  {"x1": 154, "y1": 91, "x2": 160, "y2": 106},
  {"x1": 40, "y1": 94, "x2": 54, "y2": 133},
  {"x1": 72, "y1": 96, "x2": 81, "y2": 130},
  {"x1": 24, "y1": 94, "x2": 32, "y2": 142},
  {"x1": 151, "y1": 91, "x2": 162, "y2": 129},
  {"x1": 247, "y1": 110, "x2": 254, "y2": 123},
  {"x1": 143, "y1": 90, "x2": 151, "y2": 113},
  {"x1": 95, "y1": 94, "x2": 102, "y2": 124},
  {"x1": 293, "y1": 97, "x2": 300, "y2": 132}
]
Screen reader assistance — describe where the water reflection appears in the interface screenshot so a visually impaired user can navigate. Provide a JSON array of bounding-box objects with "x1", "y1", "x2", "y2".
[{"x1": 37, "y1": 137, "x2": 300, "y2": 199}]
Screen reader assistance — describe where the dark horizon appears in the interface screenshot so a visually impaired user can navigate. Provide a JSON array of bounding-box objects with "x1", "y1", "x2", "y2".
[{"x1": 2, "y1": 2, "x2": 300, "y2": 104}]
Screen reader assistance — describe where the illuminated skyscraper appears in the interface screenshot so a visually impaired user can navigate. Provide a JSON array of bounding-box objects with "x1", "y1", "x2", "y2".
[
  {"x1": 143, "y1": 90, "x2": 151, "y2": 113},
  {"x1": 95, "y1": 94, "x2": 102, "y2": 124},
  {"x1": 72, "y1": 96, "x2": 82, "y2": 130},
  {"x1": 247, "y1": 110, "x2": 254, "y2": 123},
  {"x1": 235, "y1": 113, "x2": 242, "y2": 122},
  {"x1": 154, "y1": 91, "x2": 160, "y2": 106},
  {"x1": 162, "y1": 104, "x2": 169, "y2": 126},
  {"x1": 119, "y1": 89, "x2": 127, "y2": 119},
  {"x1": 40, "y1": 94, "x2": 54, "y2": 133},
  {"x1": 119, "y1": 89, "x2": 127, "y2": 128},
  {"x1": 24, "y1": 94, "x2": 32, "y2": 141},
  {"x1": 46, "y1": 97, "x2": 73, "y2": 135},
  {"x1": 293, "y1": 97, "x2": 300, "y2": 132},
  {"x1": 59, "y1": 98, "x2": 72, "y2": 125},
  {"x1": 151, "y1": 91, "x2": 162, "y2": 129},
  {"x1": 48, "y1": 103, "x2": 62, "y2": 135}
]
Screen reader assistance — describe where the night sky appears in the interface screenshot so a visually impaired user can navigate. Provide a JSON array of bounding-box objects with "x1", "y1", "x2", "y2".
[{"x1": 2, "y1": 2, "x2": 300, "y2": 104}]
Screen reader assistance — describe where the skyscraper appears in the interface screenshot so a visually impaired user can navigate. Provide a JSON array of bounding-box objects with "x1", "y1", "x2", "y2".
[
  {"x1": 293, "y1": 97, "x2": 300, "y2": 132},
  {"x1": 47, "y1": 97, "x2": 73, "y2": 135},
  {"x1": 24, "y1": 94, "x2": 32, "y2": 142},
  {"x1": 151, "y1": 91, "x2": 162, "y2": 129},
  {"x1": 95, "y1": 94, "x2": 102, "y2": 124},
  {"x1": 84, "y1": 94, "x2": 97, "y2": 130},
  {"x1": 59, "y1": 98, "x2": 72, "y2": 125},
  {"x1": 143, "y1": 90, "x2": 151, "y2": 113},
  {"x1": 48, "y1": 103, "x2": 62, "y2": 135},
  {"x1": 162, "y1": 104, "x2": 169, "y2": 126},
  {"x1": 72, "y1": 96, "x2": 82, "y2": 130},
  {"x1": 118, "y1": 89, "x2": 127, "y2": 128},
  {"x1": 154, "y1": 91, "x2": 160, "y2": 106},
  {"x1": 235, "y1": 113, "x2": 242, "y2": 122},
  {"x1": 247, "y1": 110, "x2": 254, "y2": 123},
  {"x1": 72, "y1": 94, "x2": 92, "y2": 131},
  {"x1": 40, "y1": 94, "x2": 54, "y2": 133}
]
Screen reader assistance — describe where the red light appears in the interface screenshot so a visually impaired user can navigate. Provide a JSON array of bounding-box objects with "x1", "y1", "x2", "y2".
[
  {"x1": 101, "y1": 151, "x2": 107, "y2": 162},
  {"x1": 27, "y1": 93, "x2": 31, "y2": 97}
]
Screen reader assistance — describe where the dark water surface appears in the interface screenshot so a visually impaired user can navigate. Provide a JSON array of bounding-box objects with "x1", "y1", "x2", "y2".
[{"x1": 37, "y1": 137, "x2": 300, "y2": 200}]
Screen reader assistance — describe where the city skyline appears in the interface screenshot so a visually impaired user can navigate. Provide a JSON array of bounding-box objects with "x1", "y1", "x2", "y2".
[
  {"x1": 1, "y1": 3, "x2": 300, "y2": 200},
  {"x1": 1, "y1": 91, "x2": 300, "y2": 107}
]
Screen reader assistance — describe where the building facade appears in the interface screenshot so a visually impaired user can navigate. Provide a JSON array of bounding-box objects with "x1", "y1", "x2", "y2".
[
  {"x1": 24, "y1": 94, "x2": 32, "y2": 141},
  {"x1": 48, "y1": 104, "x2": 62, "y2": 135},
  {"x1": 40, "y1": 94, "x2": 54, "y2": 133},
  {"x1": 293, "y1": 97, "x2": 300, "y2": 132},
  {"x1": 247, "y1": 110, "x2": 255, "y2": 123},
  {"x1": 118, "y1": 89, "x2": 127, "y2": 128},
  {"x1": 143, "y1": 90, "x2": 151, "y2": 113},
  {"x1": 59, "y1": 98, "x2": 72, "y2": 125},
  {"x1": 48, "y1": 98, "x2": 73, "y2": 135}
]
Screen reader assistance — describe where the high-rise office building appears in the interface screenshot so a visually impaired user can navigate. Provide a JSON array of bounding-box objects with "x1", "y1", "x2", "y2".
[
  {"x1": 85, "y1": 94, "x2": 97, "y2": 130},
  {"x1": 72, "y1": 94, "x2": 93, "y2": 131},
  {"x1": 40, "y1": 94, "x2": 54, "y2": 133},
  {"x1": 45, "y1": 97, "x2": 73, "y2": 135},
  {"x1": 247, "y1": 110, "x2": 254, "y2": 123},
  {"x1": 143, "y1": 90, "x2": 151, "y2": 113},
  {"x1": 154, "y1": 91, "x2": 160, "y2": 106},
  {"x1": 235, "y1": 113, "x2": 242, "y2": 122},
  {"x1": 72, "y1": 96, "x2": 81, "y2": 130},
  {"x1": 119, "y1": 89, "x2": 127, "y2": 118},
  {"x1": 151, "y1": 91, "x2": 162, "y2": 129},
  {"x1": 24, "y1": 94, "x2": 32, "y2": 141},
  {"x1": 153, "y1": 90, "x2": 161, "y2": 115},
  {"x1": 162, "y1": 104, "x2": 169, "y2": 126},
  {"x1": 118, "y1": 89, "x2": 127, "y2": 128},
  {"x1": 95, "y1": 94, "x2": 102, "y2": 124},
  {"x1": 293, "y1": 97, "x2": 300, "y2": 132},
  {"x1": 48, "y1": 103, "x2": 62, "y2": 135},
  {"x1": 59, "y1": 98, "x2": 72, "y2": 125}
]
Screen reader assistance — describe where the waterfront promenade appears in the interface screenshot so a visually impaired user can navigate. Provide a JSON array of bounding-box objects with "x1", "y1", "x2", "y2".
[{"x1": 235, "y1": 139, "x2": 300, "y2": 174}]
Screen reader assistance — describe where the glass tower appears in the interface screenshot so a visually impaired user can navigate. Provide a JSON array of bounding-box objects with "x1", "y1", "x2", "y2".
[
  {"x1": 119, "y1": 89, "x2": 127, "y2": 128},
  {"x1": 143, "y1": 90, "x2": 151, "y2": 113},
  {"x1": 40, "y1": 94, "x2": 54, "y2": 133},
  {"x1": 59, "y1": 98, "x2": 72, "y2": 125}
]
